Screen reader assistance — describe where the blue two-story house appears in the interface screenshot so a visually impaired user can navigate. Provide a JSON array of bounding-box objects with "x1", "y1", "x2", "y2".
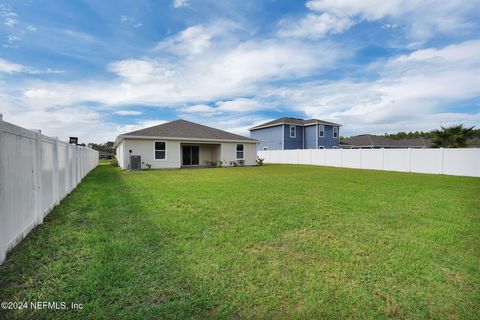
[{"x1": 249, "y1": 117, "x2": 341, "y2": 150}]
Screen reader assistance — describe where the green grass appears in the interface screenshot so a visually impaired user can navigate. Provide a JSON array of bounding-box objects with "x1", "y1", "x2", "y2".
[{"x1": 1, "y1": 162, "x2": 479, "y2": 319}]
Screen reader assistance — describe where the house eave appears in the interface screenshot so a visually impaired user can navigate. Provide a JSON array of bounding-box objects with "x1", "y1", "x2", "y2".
[
  {"x1": 115, "y1": 135, "x2": 257, "y2": 146},
  {"x1": 249, "y1": 121, "x2": 342, "y2": 131}
]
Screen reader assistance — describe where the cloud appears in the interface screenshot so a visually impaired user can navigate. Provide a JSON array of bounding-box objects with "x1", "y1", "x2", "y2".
[
  {"x1": 280, "y1": 0, "x2": 479, "y2": 42},
  {"x1": 114, "y1": 110, "x2": 143, "y2": 116},
  {"x1": 216, "y1": 98, "x2": 261, "y2": 113},
  {"x1": 1, "y1": 4, "x2": 18, "y2": 27},
  {"x1": 120, "y1": 15, "x2": 142, "y2": 28},
  {"x1": 153, "y1": 23, "x2": 234, "y2": 56},
  {"x1": 181, "y1": 104, "x2": 216, "y2": 113},
  {"x1": 13, "y1": 24, "x2": 341, "y2": 108},
  {"x1": 0, "y1": 58, "x2": 24, "y2": 73},
  {"x1": 173, "y1": 0, "x2": 190, "y2": 8},
  {"x1": 261, "y1": 39, "x2": 480, "y2": 134},
  {"x1": 278, "y1": 13, "x2": 354, "y2": 39}
]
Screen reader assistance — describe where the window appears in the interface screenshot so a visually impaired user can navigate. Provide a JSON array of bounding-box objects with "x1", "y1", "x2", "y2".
[
  {"x1": 154, "y1": 141, "x2": 166, "y2": 160},
  {"x1": 263, "y1": 146, "x2": 268, "y2": 151},
  {"x1": 333, "y1": 126, "x2": 338, "y2": 138},
  {"x1": 333, "y1": 146, "x2": 338, "y2": 149},
  {"x1": 319, "y1": 125, "x2": 324, "y2": 137},
  {"x1": 236, "y1": 144, "x2": 244, "y2": 159},
  {"x1": 289, "y1": 125, "x2": 296, "y2": 138},
  {"x1": 319, "y1": 146, "x2": 325, "y2": 149}
]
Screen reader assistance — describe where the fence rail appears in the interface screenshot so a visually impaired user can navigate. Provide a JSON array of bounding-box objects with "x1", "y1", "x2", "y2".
[
  {"x1": 258, "y1": 148, "x2": 480, "y2": 177},
  {"x1": 0, "y1": 115, "x2": 99, "y2": 264}
]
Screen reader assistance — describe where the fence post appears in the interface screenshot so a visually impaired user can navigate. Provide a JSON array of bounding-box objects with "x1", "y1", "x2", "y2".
[
  {"x1": 65, "y1": 143, "x2": 69, "y2": 195},
  {"x1": 33, "y1": 130, "x2": 43, "y2": 224},
  {"x1": 440, "y1": 147, "x2": 444, "y2": 175},
  {"x1": 408, "y1": 148, "x2": 411, "y2": 172},
  {"x1": 382, "y1": 148, "x2": 385, "y2": 170},
  {"x1": 53, "y1": 137, "x2": 59, "y2": 205},
  {"x1": 340, "y1": 148, "x2": 343, "y2": 167}
]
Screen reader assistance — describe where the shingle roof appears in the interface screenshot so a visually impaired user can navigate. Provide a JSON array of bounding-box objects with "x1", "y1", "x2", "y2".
[
  {"x1": 343, "y1": 135, "x2": 432, "y2": 148},
  {"x1": 249, "y1": 117, "x2": 341, "y2": 130},
  {"x1": 120, "y1": 119, "x2": 257, "y2": 142}
]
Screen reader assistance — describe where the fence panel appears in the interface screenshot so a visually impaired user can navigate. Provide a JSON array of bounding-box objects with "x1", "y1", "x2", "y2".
[
  {"x1": 360, "y1": 149, "x2": 383, "y2": 170},
  {"x1": 0, "y1": 116, "x2": 99, "y2": 264},
  {"x1": 258, "y1": 148, "x2": 479, "y2": 177},
  {"x1": 443, "y1": 148, "x2": 480, "y2": 177}
]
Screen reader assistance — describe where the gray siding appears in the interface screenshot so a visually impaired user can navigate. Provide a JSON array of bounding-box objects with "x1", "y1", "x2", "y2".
[{"x1": 250, "y1": 125, "x2": 283, "y2": 150}]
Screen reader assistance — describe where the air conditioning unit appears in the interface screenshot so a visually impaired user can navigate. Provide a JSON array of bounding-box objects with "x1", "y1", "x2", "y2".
[{"x1": 130, "y1": 155, "x2": 141, "y2": 170}]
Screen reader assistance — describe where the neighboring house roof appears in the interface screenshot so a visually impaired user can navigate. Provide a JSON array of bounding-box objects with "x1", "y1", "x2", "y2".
[
  {"x1": 249, "y1": 117, "x2": 341, "y2": 131},
  {"x1": 98, "y1": 151, "x2": 114, "y2": 156},
  {"x1": 115, "y1": 119, "x2": 257, "y2": 146},
  {"x1": 343, "y1": 134, "x2": 432, "y2": 148}
]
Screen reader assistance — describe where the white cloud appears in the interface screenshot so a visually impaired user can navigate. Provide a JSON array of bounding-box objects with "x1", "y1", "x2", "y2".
[
  {"x1": 114, "y1": 110, "x2": 143, "y2": 116},
  {"x1": 216, "y1": 98, "x2": 261, "y2": 113},
  {"x1": 173, "y1": 0, "x2": 190, "y2": 8},
  {"x1": 154, "y1": 24, "x2": 226, "y2": 56},
  {"x1": 12, "y1": 24, "x2": 340, "y2": 109},
  {"x1": 0, "y1": 58, "x2": 24, "y2": 73},
  {"x1": 280, "y1": 0, "x2": 479, "y2": 41},
  {"x1": 181, "y1": 104, "x2": 216, "y2": 113},
  {"x1": 261, "y1": 39, "x2": 480, "y2": 134},
  {"x1": 279, "y1": 13, "x2": 354, "y2": 39}
]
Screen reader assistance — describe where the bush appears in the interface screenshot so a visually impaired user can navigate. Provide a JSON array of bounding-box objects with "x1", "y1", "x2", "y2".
[
  {"x1": 237, "y1": 160, "x2": 245, "y2": 166},
  {"x1": 111, "y1": 158, "x2": 119, "y2": 167},
  {"x1": 256, "y1": 156, "x2": 264, "y2": 166}
]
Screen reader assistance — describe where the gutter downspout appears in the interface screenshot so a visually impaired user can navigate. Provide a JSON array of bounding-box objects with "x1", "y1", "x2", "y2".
[
  {"x1": 316, "y1": 124, "x2": 318, "y2": 149},
  {"x1": 281, "y1": 124, "x2": 285, "y2": 150}
]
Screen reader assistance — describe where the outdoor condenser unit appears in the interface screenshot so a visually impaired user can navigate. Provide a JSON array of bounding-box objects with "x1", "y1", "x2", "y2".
[{"x1": 130, "y1": 155, "x2": 141, "y2": 170}]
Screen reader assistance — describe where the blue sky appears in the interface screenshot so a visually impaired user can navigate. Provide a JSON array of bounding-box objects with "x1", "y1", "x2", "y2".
[{"x1": 1, "y1": 0, "x2": 479, "y2": 142}]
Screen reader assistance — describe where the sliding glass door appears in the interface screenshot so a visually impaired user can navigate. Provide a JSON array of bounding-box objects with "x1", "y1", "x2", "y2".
[{"x1": 182, "y1": 146, "x2": 199, "y2": 166}]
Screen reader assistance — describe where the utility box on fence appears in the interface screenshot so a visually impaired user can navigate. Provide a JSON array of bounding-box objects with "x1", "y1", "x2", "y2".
[{"x1": 130, "y1": 155, "x2": 141, "y2": 170}]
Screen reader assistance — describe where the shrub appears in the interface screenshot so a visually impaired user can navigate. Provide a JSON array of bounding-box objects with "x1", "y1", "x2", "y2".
[
  {"x1": 206, "y1": 160, "x2": 218, "y2": 167},
  {"x1": 238, "y1": 160, "x2": 245, "y2": 166},
  {"x1": 111, "y1": 158, "x2": 119, "y2": 167},
  {"x1": 256, "y1": 156, "x2": 264, "y2": 166}
]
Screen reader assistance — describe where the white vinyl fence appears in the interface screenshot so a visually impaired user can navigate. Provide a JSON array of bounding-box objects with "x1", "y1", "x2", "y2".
[
  {"x1": 258, "y1": 148, "x2": 480, "y2": 177},
  {"x1": 0, "y1": 115, "x2": 99, "y2": 264}
]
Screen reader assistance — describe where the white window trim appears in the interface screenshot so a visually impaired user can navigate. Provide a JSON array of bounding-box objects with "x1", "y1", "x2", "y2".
[
  {"x1": 289, "y1": 125, "x2": 296, "y2": 138},
  {"x1": 318, "y1": 125, "x2": 324, "y2": 138},
  {"x1": 153, "y1": 140, "x2": 167, "y2": 161},
  {"x1": 333, "y1": 126, "x2": 338, "y2": 139},
  {"x1": 236, "y1": 143, "x2": 245, "y2": 160}
]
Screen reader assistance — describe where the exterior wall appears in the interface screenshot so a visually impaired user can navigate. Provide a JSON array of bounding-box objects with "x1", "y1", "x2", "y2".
[
  {"x1": 249, "y1": 125, "x2": 283, "y2": 150},
  {"x1": 116, "y1": 140, "x2": 125, "y2": 168},
  {"x1": 283, "y1": 125, "x2": 304, "y2": 149},
  {"x1": 221, "y1": 142, "x2": 257, "y2": 165},
  {"x1": 318, "y1": 125, "x2": 340, "y2": 149},
  {"x1": 118, "y1": 139, "x2": 257, "y2": 169},
  {"x1": 122, "y1": 139, "x2": 181, "y2": 169},
  {"x1": 304, "y1": 125, "x2": 317, "y2": 149}
]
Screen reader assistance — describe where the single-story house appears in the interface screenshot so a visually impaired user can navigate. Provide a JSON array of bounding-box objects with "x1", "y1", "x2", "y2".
[
  {"x1": 341, "y1": 135, "x2": 432, "y2": 148},
  {"x1": 114, "y1": 119, "x2": 258, "y2": 170},
  {"x1": 98, "y1": 151, "x2": 114, "y2": 160}
]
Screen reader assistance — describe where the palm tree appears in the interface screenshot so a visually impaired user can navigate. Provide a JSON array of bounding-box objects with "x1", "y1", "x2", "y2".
[{"x1": 431, "y1": 124, "x2": 475, "y2": 148}]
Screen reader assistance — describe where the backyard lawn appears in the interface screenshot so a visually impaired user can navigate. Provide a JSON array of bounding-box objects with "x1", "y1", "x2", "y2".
[{"x1": 1, "y1": 162, "x2": 479, "y2": 319}]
